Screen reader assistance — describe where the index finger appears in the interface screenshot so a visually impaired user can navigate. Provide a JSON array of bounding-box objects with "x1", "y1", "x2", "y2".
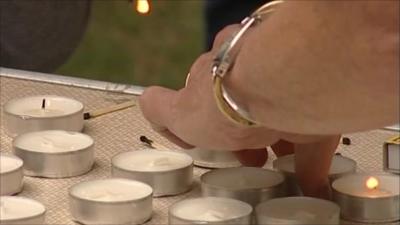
[{"x1": 138, "y1": 86, "x2": 193, "y2": 149}]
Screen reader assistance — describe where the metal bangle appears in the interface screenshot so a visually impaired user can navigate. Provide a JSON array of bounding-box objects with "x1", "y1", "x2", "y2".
[{"x1": 211, "y1": 0, "x2": 283, "y2": 127}]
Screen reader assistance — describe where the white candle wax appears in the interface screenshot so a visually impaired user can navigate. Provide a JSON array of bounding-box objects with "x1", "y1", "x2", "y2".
[
  {"x1": 0, "y1": 196, "x2": 46, "y2": 222},
  {"x1": 5, "y1": 95, "x2": 82, "y2": 118},
  {"x1": 0, "y1": 154, "x2": 23, "y2": 174},
  {"x1": 112, "y1": 150, "x2": 192, "y2": 172},
  {"x1": 170, "y1": 197, "x2": 252, "y2": 222},
  {"x1": 273, "y1": 154, "x2": 356, "y2": 176},
  {"x1": 256, "y1": 197, "x2": 340, "y2": 225},
  {"x1": 14, "y1": 130, "x2": 93, "y2": 153},
  {"x1": 4, "y1": 95, "x2": 84, "y2": 137},
  {"x1": 70, "y1": 179, "x2": 152, "y2": 202},
  {"x1": 0, "y1": 154, "x2": 24, "y2": 196},
  {"x1": 332, "y1": 174, "x2": 399, "y2": 198}
]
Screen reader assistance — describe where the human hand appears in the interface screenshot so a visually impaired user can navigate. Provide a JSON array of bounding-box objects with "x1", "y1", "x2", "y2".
[
  {"x1": 139, "y1": 24, "x2": 341, "y2": 199},
  {"x1": 139, "y1": 25, "x2": 281, "y2": 165}
]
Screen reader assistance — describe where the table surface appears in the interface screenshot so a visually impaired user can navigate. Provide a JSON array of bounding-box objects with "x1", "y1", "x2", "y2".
[{"x1": 0, "y1": 71, "x2": 399, "y2": 225}]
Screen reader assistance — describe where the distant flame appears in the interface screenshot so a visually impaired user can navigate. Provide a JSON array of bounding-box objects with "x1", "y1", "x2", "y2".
[
  {"x1": 366, "y1": 177, "x2": 379, "y2": 190},
  {"x1": 136, "y1": 0, "x2": 150, "y2": 14}
]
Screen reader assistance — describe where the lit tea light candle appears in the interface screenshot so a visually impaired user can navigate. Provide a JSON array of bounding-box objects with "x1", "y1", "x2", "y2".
[
  {"x1": 112, "y1": 149, "x2": 193, "y2": 197},
  {"x1": 13, "y1": 130, "x2": 94, "y2": 178},
  {"x1": 273, "y1": 154, "x2": 356, "y2": 195},
  {"x1": 69, "y1": 178, "x2": 153, "y2": 225},
  {"x1": 332, "y1": 173, "x2": 400, "y2": 222},
  {"x1": 0, "y1": 154, "x2": 23, "y2": 196},
  {"x1": 200, "y1": 167, "x2": 286, "y2": 206},
  {"x1": 0, "y1": 196, "x2": 46, "y2": 224},
  {"x1": 255, "y1": 197, "x2": 340, "y2": 225},
  {"x1": 185, "y1": 147, "x2": 241, "y2": 168},
  {"x1": 4, "y1": 95, "x2": 84, "y2": 137},
  {"x1": 169, "y1": 197, "x2": 252, "y2": 225}
]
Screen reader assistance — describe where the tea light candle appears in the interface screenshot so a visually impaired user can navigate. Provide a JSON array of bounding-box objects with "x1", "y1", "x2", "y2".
[
  {"x1": 4, "y1": 95, "x2": 84, "y2": 137},
  {"x1": 185, "y1": 147, "x2": 241, "y2": 168},
  {"x1": 332, "y1": 173, "x2": 400, "y2": 222},
  {"x1": 13, "y1": 130, "x2": 94, "y2": 178},
  {"x1": 273, "y1": 154, "x2": 356, "y2": 195},
  {"x1": 0, "y1": 154, "x2": 23, "y2": 196},
  {"x1": 69, "y1": 178, "x2": 153, "y2": 225},
  {"x1": 200, "y1": 167, "x2": 286, "y2": 206},
  {"x1": 169, "y1": 197, "x2": 253, "y2": 225},
  {"x1": 0, "y1": 196, "x2": 46, "y2": 224},
  {"x1": 255, "y1": 197, "x2": 340, "y2": 225},
  {"x1": 112, "y1": 149, "x2": 193, "y2": 197}
]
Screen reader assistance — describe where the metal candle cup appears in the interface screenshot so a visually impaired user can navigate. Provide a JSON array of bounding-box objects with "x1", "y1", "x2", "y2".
[
  {"x1": 273, "y1": 154, "x2": 357, "y2": 195},
  {"x1": 185, "y1": 147, "x2": 240, "y2": 169},
  {"x1": 112, "y1": 149, "x2": 193, "y2": 197},
  {"x1": 13, "y1": 130, "x2": 94, "y2": 178},
  {"x1": 169, "y1": 197, "x2": 253, "y2": 225},
  {"x1": 69, "y1": 178, "x2": 153, "y2": 225},
  {"x1": 200, "y1": 167, "x2": 286, "y2": 206},
  {"x1": 255, "y1": 197, "x2": 340, "y2": 225},
  {"x1": 0, "y1": 154, "x2": 23, "y2": 196},
  {"x1": 332, "y1": 173, "x2": 400, "y2": 223},
  {"x1": 0, "y1": 196, "x2": 46, "y2": 224},
  {"x1": 4, "y1": 95, "x2": 84, "y2": 137}
]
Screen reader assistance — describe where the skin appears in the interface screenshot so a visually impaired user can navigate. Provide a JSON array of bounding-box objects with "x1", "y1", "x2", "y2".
[{"x1": 139, "y1": 1, "x2": 399, "y2": 198}]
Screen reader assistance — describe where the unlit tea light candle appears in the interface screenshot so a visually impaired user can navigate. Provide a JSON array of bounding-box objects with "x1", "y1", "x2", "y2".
[
  {"x1": 201, "y1": 167, "x2": 286, "y2": 206},
  {"x1": 0, "y1": 154, "x2": 23, "y2": 196},
  {"x1": 255, "y1": 197, "x2": 340, "y2": 225},
  {"x1": 185, "y1": 147, "x2": 240, "y2": 168},
  {"x1": 69, "y1": 178, "x2": 153, "y2": 225},
  {"x1": 4, "y1": 95, "x2": 84, "y2": 137},
  {"x1": 13, "y1": 130, "x2": 94, "y2": 178},
  {"x1": 332, "y1": 173, "x2": 400, "y2": 223},
  {"x1": 273, "y1": 154, "x2": 356, "y2": 195},
  {"x1": 169, "y1": 197, "x2": 252, "y2": 225},
  {"x1": 0, "y1": 196, "x2": 46, "y2": 224},
  {"x1": 112, "y1": 149, "x2": 193, "y2": 196}
]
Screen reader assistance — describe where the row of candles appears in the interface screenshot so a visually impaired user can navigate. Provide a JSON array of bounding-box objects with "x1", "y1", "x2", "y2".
[{"x1": 0, "y1": 95, "x2": 399, "y2": 224}]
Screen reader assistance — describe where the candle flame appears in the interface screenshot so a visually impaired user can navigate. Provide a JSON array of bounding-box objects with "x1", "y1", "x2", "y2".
[
  {"x1": 136, "y1": 0, "x2": 150, "y2": 14},
  {"x1": 366, "y1": 176, "x2": 379, "y2": 190}
]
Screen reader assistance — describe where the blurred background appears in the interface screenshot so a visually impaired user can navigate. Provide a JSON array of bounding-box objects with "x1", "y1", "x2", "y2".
[{"x1": 57, "y1": 0, "x2": 203, "y2": 89}]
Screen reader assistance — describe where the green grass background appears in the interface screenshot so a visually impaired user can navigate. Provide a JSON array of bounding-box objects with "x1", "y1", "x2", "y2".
[{"x1": 57, "y1": 0, "x2": 204, "y2": 89}]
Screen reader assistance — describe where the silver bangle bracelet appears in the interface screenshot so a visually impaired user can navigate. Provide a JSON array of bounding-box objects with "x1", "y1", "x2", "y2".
[{"x1": 211, "y1": 0, "x2": 283, "y2": 126}]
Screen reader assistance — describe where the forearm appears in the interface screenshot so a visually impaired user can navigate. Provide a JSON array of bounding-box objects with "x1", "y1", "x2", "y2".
[{"x1": 227, "y1": 0, "x2": 399, "y2": 135}]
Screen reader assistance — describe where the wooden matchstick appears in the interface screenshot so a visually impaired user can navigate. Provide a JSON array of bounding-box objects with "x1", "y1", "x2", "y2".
[
  {"x1": 84, "y1": 100, "x2": 136, "y2": 120},
  {"x1": 140, "y1": 136, "x2": 169, "y2": 150}
]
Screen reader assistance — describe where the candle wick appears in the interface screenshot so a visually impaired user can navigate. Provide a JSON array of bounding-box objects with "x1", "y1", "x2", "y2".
[{"x1": 42, "y1": 99, "x2": 46, "y2": 109}]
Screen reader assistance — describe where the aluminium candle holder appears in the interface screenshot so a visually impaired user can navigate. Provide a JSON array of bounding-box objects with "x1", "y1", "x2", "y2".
[
  {"x1": 0, "y1": 196, "x2": 46, "y2": 224},
  {"x1": 332, "y1": 173, "x2": 400, "y2": 223},
  {"x1": 13, "y1": 130, "x2": 94, "y2": 178},
  {"x1": 112, "y1": 149, "x2": 193, "y2": 197},
  {"x1": 200, "y1": 167, "x2": 286, "y2": 206},
  {"x1": 185, "y1": 147, "x2": 241, "y2": 169},
  {"x1": 273, "y1": 154, "x2": 357, "y2": 195},
  {"x1": 169, "y1": 197, "x2": 253, "y2": 225},
  {"x1": 0, "y1": 154, "x2": 23, "y2": 196},
  {"x1": 4, "y1": 95, "x2": 84, "y2": 137},
  {"x1": 69, "y1": 178, "x2": 153, "y2": 225}
]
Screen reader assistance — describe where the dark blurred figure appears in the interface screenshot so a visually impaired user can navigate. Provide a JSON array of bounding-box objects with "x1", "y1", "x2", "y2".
[
  {"x1": 0, "y1": 0, "x2": 91, "y2": 73},
  {"x1": 204, "y1": 0, "x2": 270, "y2": 50}
]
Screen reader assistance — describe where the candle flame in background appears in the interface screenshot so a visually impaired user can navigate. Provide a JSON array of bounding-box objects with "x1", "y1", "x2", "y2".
[
  {"x1": 366, "y1": 176, "x2": 379, "y2": 190},
  {"x1": 136, "y1": 0, "x2": 150, "y2": 14}
]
